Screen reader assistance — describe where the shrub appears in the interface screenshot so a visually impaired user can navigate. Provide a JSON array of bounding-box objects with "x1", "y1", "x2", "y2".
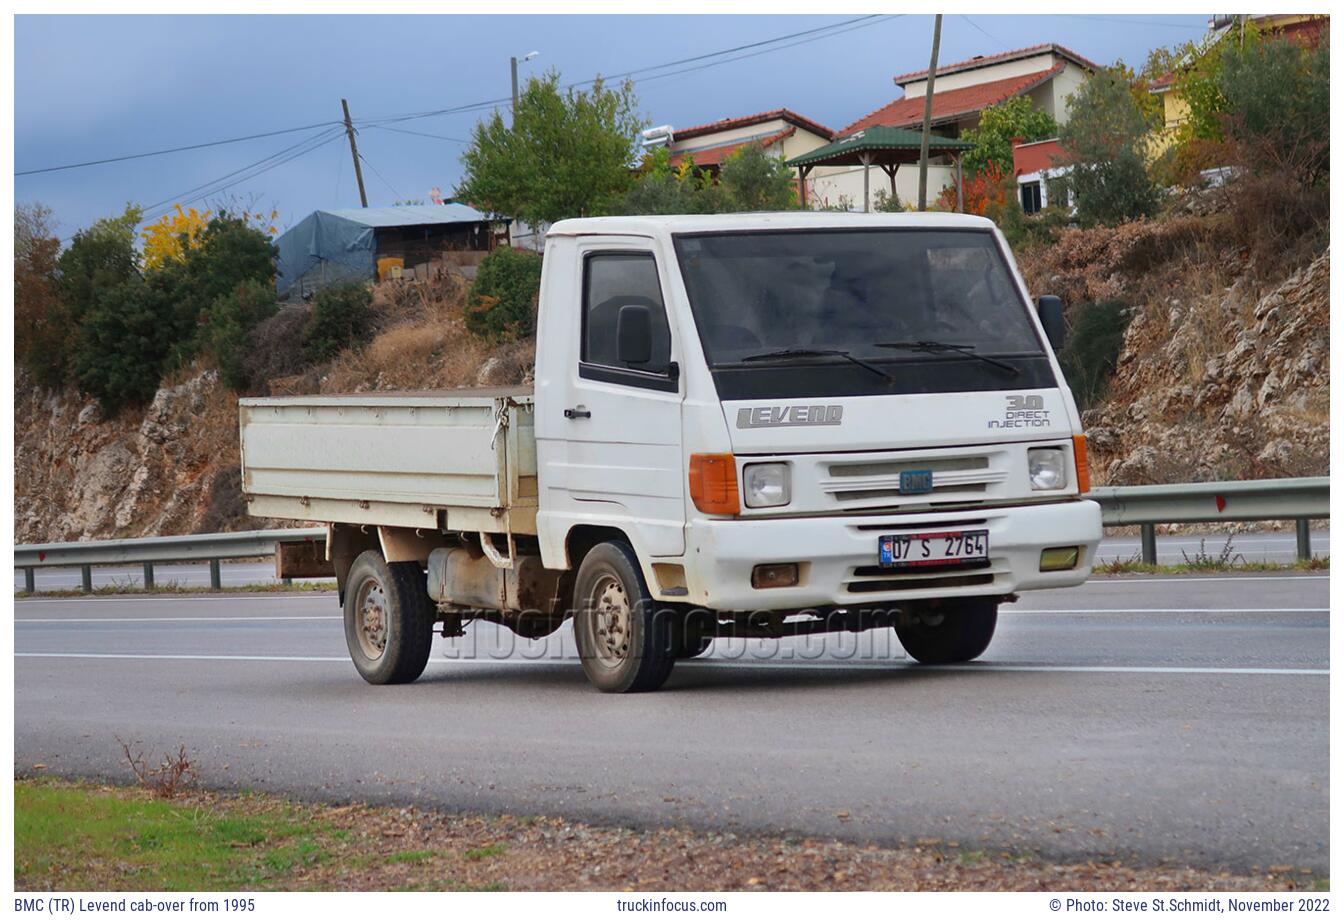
[
  {"x1": 1058, "y1": 298, "x2": 1131, "y2": 410},
  {"x1": 303, "y1": 282, "x2": 376, "y2": 363},
  {"x1": 465, "y1": 247, "x2": 544, "y2": 342},
  {"x1": 204, "y1": 278, "x2": 279, "y2": 390},
  {"x1": 242, "y1": 305, "x2": 312, "y2": 388},
  {"x1": 1061, "y1": 67, "x2": 1162, "y2": 226},
  {"x1": 72, "y1": 279, "x2": 176, "y2": 414}
]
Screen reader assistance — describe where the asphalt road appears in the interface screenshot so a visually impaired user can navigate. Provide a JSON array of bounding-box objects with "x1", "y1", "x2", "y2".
[
  {"x1": 14, "y1": 573, "x2": 1328, "y2": 873},
  {"x1": 14, "y1": 528, "x2": 1331, "y2": 592}
]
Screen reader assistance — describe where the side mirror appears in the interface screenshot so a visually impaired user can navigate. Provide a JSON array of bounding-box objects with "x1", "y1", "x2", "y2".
[
  {"x1": 616, "y1": 304, "x2": 653, "y2": 365},
  {"x1": 1036, "y1": 295, "x2": 1066, "y2": 351}
]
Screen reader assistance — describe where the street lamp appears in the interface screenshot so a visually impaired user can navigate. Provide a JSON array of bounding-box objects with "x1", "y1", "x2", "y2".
[{"x1": 511, "y1": 51, "x2": 540, "y2": 111}]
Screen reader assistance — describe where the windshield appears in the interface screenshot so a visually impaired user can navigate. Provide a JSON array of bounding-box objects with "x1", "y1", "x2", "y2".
[{"x1": 673, "y1": 229, "x2": 1056, "y2": 400}]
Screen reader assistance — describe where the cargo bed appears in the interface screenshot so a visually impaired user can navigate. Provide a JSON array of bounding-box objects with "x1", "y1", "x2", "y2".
[{"x1": 239, "y1": 387, "x2": 537, "y2": 535}]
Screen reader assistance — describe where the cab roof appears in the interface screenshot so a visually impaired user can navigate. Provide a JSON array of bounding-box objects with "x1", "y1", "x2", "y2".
[{"x1": 547, "y1": 211, "x2": 996, "y2": 238}]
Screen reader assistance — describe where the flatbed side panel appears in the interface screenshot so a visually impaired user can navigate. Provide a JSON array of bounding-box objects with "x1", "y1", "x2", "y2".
[{"x1": 241, "y1": 393, "x2": 537, "y2": 531}]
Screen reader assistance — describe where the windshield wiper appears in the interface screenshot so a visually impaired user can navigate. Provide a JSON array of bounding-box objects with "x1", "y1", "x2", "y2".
[
  {"x1": 739, "y1": 348, "x2": 894, "y2": 383},
  {"x1": 875, "y1": 340, "x2": 1020, "y2": 376}
]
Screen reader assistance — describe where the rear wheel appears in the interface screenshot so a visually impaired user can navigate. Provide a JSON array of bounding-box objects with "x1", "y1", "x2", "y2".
[
  {"x1": 343, "y1": 550, "x2": 434, "y2": 684},
  {"x1": 894, "y1": 597, "x2": 998, "y2": 664},
  {"x1": 572, "y1": 541, "x2": 676, "y2": 693}
]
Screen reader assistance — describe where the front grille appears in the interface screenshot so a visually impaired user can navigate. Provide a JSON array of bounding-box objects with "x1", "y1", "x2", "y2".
[{"x1": 820, "y1": 451, "x2": 1006, "y2": 511}]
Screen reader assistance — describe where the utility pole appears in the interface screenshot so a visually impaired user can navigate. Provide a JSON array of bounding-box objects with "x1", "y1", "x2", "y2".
[
  {"x1": 917, "y1": 13, "x2": 942, "y2": 212},
  {"x1": 511, "y1": 56, "x2": 520, "y2": 112},
  {"x1": 341, "y1": 98, "x2": 368, "y2": 208}
]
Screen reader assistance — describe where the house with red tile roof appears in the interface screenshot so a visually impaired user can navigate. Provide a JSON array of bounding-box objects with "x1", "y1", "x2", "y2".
[
  {"x1": 665, "y1": 109, "x2": 834, "y2": 175},
  {"x1": 800, "y1": 44, "x2": 1094, "y2": 212}
]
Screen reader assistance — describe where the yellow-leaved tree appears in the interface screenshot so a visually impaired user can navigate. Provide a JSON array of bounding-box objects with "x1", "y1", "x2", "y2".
[{"x1": 141, "y1": 204, "x2": 211, "y2": 270}]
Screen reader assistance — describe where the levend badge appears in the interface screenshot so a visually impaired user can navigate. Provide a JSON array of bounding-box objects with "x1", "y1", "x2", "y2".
[{"x1": 736, "y1": 405, "x2": 843, "y2": 428}]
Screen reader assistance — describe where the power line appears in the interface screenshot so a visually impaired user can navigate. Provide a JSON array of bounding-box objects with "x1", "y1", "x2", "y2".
[
  {"x1": 17, "y1": 120, "x2": 343, "y2": 177},
  {"x1": 369, "y1": 125, "x2": 471, "y2": 144},
  {"x1": 358, "y1": 152, "x2": 403, "y2": 201},
  {"x1": 959, "y1": 15, "x2": 1006, "y2": 47}
]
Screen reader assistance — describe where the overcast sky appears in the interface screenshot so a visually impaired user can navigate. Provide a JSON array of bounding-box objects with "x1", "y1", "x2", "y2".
[{"x1": 15, "y1": 14, "x2": 1210, "y2": 239}]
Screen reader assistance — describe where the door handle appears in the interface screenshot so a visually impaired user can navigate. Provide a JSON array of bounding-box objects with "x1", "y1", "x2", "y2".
[{"x1": 564, "y1": 407, "x2": 592, "y2": 419}]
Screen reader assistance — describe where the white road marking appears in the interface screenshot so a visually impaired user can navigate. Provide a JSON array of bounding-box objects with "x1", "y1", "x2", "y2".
[
  {"x1": 1085, "y1": 575, "x2": 1328, "y2": 584},
  {"x1": 13, "y1": 651, "x2": 1328, "y2": 676},
  {"x1": 14, "y1": 607, "x2": 1327, "y2": 625},
  {"x1": 16, "y1": 615, "x2": 341, "y2": 624}
]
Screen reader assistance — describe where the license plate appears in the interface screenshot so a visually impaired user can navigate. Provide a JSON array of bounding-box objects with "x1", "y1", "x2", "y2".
[{"x1": 879, "y1": 529, "x2": 989, "y2": 568}]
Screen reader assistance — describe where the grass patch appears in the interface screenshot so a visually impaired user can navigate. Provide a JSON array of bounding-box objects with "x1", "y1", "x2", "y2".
[
  {"x1": 463, "y1": 842, "x2": 507, "y2": 861},
  {"x1": 15, "y1": 779, "x2": 325, "y2": 890},
  {"x1": 16, "y1": 581, "x2": 336, "y2": 599},
  {"x1": 385, "y1": 849, "x2": 435, "y2": 865},
  {"x1": 1094, "y1": 555, "x2": 1328, "y2": 576}
]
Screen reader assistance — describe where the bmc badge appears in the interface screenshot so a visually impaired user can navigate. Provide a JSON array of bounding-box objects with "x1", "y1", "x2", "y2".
[
  {"x1": 989, "y1": 394, "x2": 1051, "y2": 429},
  {"x1": 736, "y1": 405, "x2": 843, "y2": 429}
]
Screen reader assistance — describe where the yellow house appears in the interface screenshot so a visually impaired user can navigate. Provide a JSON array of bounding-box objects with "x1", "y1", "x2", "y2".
[{"x1": 1148, "y1": 13, "x2": 1328, "y2": 156}]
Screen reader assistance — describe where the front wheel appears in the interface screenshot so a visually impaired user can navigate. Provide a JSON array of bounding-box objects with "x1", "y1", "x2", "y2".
[
  {"x1": 572, "y1": 541, "x2": 676, "y2": 693},
  {"x1": 343, "y1": 550, "x2": 434, "y2": 685},
  {"x1": 894, "y1": 597, "x2": 998, "y2": 664}
]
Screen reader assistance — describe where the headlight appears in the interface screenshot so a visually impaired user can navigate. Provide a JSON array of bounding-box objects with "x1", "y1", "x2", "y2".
[
  {"x1": 1028, "y1": 448, "x2": 1067, "y2": 491},
  {"x1": 742, "y1": 462, "x2": 790, "y2": 508}
]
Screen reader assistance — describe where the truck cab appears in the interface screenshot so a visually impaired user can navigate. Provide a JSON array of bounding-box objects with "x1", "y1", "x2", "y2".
[{"x1": 245, "y1": 211, "x2": 1101, "y2": 693}]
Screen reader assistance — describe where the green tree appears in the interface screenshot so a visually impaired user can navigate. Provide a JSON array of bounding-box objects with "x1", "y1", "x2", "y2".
[
  {"x1": 15, "y1": 203, "x2": 72, "y2": 388},
  {"x1": 1058, "y1": 299, "x2": 1131, "y2": 409},
  {"x1": 1219, "y1": 35, "x2": 1329, "y2": 182},
  {"x1": 1061, "y1": 66, "x2": 1162, "y2": 225},
  {"x1": 204, "y1": 279, "x2": 279, "y2": 390},
  {"x1": 303, "y1": 282, "x2": 376, "y2": 363},
  {"x1": 959, "y1": 96, "x2": 1058, "y2": 177},
  {"x1": 57, "y1": 204, "x2": 143, "y2": 322},
  {"x1": 71, "y1": 279, "x2": 174, "y2": 414},
  {"x1": 464, "y1": 247, "x2": 545, "y2": 342},
  {"x1": 717, "y1": 144, "x2": 798, "y2": 211},
  {"x1": 619, "y1": 147, "x2": 712, "y2": 215},
  {"x1": 457, "y1": 72, "x2": 645, "y2": 225}
]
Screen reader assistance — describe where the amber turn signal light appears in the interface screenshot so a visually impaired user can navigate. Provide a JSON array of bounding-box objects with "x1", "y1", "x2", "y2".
[
  {"x1": 1073, "y1": 434, "x2": 1090, "y2": 494},
  {"x1": 689, "y1": 453, "x2": 739, "y2": 515}
]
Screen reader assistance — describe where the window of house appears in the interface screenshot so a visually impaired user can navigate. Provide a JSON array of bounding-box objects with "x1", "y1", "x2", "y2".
[
  {"x1": 1020, "y1": 181, "x2": 1043, "y2": 214},
  {"x1": 581, "y1": 252, "x2": 672, "y2": 376}
]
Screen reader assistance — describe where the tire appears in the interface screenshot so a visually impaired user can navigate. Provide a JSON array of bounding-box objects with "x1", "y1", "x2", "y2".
[
  {"x1": 894, "y1": 597, "x2": 998, "y2": 664},
  {"x1": 572, "y1": 541, "x2": 676, "y2": 693},
  {"x1": 343, "y1": 550, "x2": 434, "y2": 685}
]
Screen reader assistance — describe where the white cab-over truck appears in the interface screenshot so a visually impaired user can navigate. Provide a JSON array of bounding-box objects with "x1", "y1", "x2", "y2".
[{"x1": 241, "y1": 212, "x2": 1102, "y2": 693}]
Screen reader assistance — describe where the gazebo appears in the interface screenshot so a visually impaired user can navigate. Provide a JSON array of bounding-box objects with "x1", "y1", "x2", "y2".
[{"x1": 785, "y1": 126, "x2": 974, "y2": 212}]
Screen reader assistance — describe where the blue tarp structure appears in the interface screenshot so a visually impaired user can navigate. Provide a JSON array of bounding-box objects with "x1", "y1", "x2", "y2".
[{"x1": 274, "y1": 204, "x2": 490, "y2": 298}]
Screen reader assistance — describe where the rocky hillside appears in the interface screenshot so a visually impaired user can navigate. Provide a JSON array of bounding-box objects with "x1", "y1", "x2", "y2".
[
  {"x1": 14, "y1": 191, "x2": 1329, "y2": 542},
  {"x1": 1016, "y1": 199, "x2": 1328, "y2": 486}
]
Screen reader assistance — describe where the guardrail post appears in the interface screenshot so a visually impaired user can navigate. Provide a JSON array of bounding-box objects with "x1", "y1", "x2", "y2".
[
  {"x1": 80, "y1": 565, "x2": 93, "y2": 594},
  {"x1": 282, "y1": 577, "x2": 293, "y2": 586},
  {"x1": 23, "y1": 567, "x2": 34, "y2": 593},
  {"x1": 209, "y1": 559, "x2": 222, "y2": 590},
  {"x1": 142, "y1": 562, "x2": 155, "y2": 589},
  {"x1": 1296, "y1": 518, "x2": 1312, "y2": 561},
  {"x1": 1140, "y1": 524, "x2": 1157, "y2": 566}
]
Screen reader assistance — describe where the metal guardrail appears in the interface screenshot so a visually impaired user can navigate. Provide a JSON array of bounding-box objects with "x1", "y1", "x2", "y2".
[
  {"x1": 1089, "y1": 476, "x2": 1328, "y2": 564},
  {"x1": 12, "y1": 477, "x2": 1330, "y2": 591},
  {"x1": 14, "y1": 527, "x2": 326, "y2": 593}
]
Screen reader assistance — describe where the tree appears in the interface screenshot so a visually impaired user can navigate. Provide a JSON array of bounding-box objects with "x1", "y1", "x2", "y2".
[
  {"x1": 141, "y1": 204, "x2": 212, "y2": 271},
  {"x1": 15, "y1": 203, "x2": 71, "y2": 388},
  {"x1": 464, "y1": 247, "x2": 545, "y2": 342},
  {"x1": 716, "y1": 144, "x2": 798, "y2": 211},
  {"x1": 204, "y1": 279, "x2": 279, "y2": 390},
  {"x1": 1219, "y1": 35, "x2": 1329, "y2": 182},
  {"x1": 457, "y1": 71, "x2": 645, "y2": 225},
  {"x1": 303, "y1": 282, "x2": 375, "y2": 363},
  {"x1": 57, "y1": 204, "x2": 143, "y2": 322},
  {"x1": 148, "y1": 212, "x2": 278, "y2": 368},
  {"x1": 959, "y1": 96, "x2": 1057, "y2": 177},
  {"x1": 71, "y1": 278, "x2": 175, "y2": 414},
  {"x1": 1060, "y1": 66, "x2": 1162, "y2": 225},
  {"x1": 619, "y1": 147, "x2": 712, "y2": 215}
]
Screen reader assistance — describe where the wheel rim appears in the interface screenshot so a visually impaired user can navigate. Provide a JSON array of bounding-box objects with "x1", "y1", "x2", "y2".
[
  {"x1": 355, "y1": 576, "x2": 389, "y2": 660},
  {"x1": 589, "y1": 574, "x2": 632, "y2": 668}
]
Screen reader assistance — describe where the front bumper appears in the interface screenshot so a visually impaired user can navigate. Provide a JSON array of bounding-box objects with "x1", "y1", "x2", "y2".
[{"x1": 683, "y1": 499, "x2": 1102, "y2": 610}]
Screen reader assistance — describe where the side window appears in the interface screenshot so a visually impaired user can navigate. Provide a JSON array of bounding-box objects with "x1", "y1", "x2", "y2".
[{"x1": 582, "y1": 253, "x2": 672, "y2": 376}]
